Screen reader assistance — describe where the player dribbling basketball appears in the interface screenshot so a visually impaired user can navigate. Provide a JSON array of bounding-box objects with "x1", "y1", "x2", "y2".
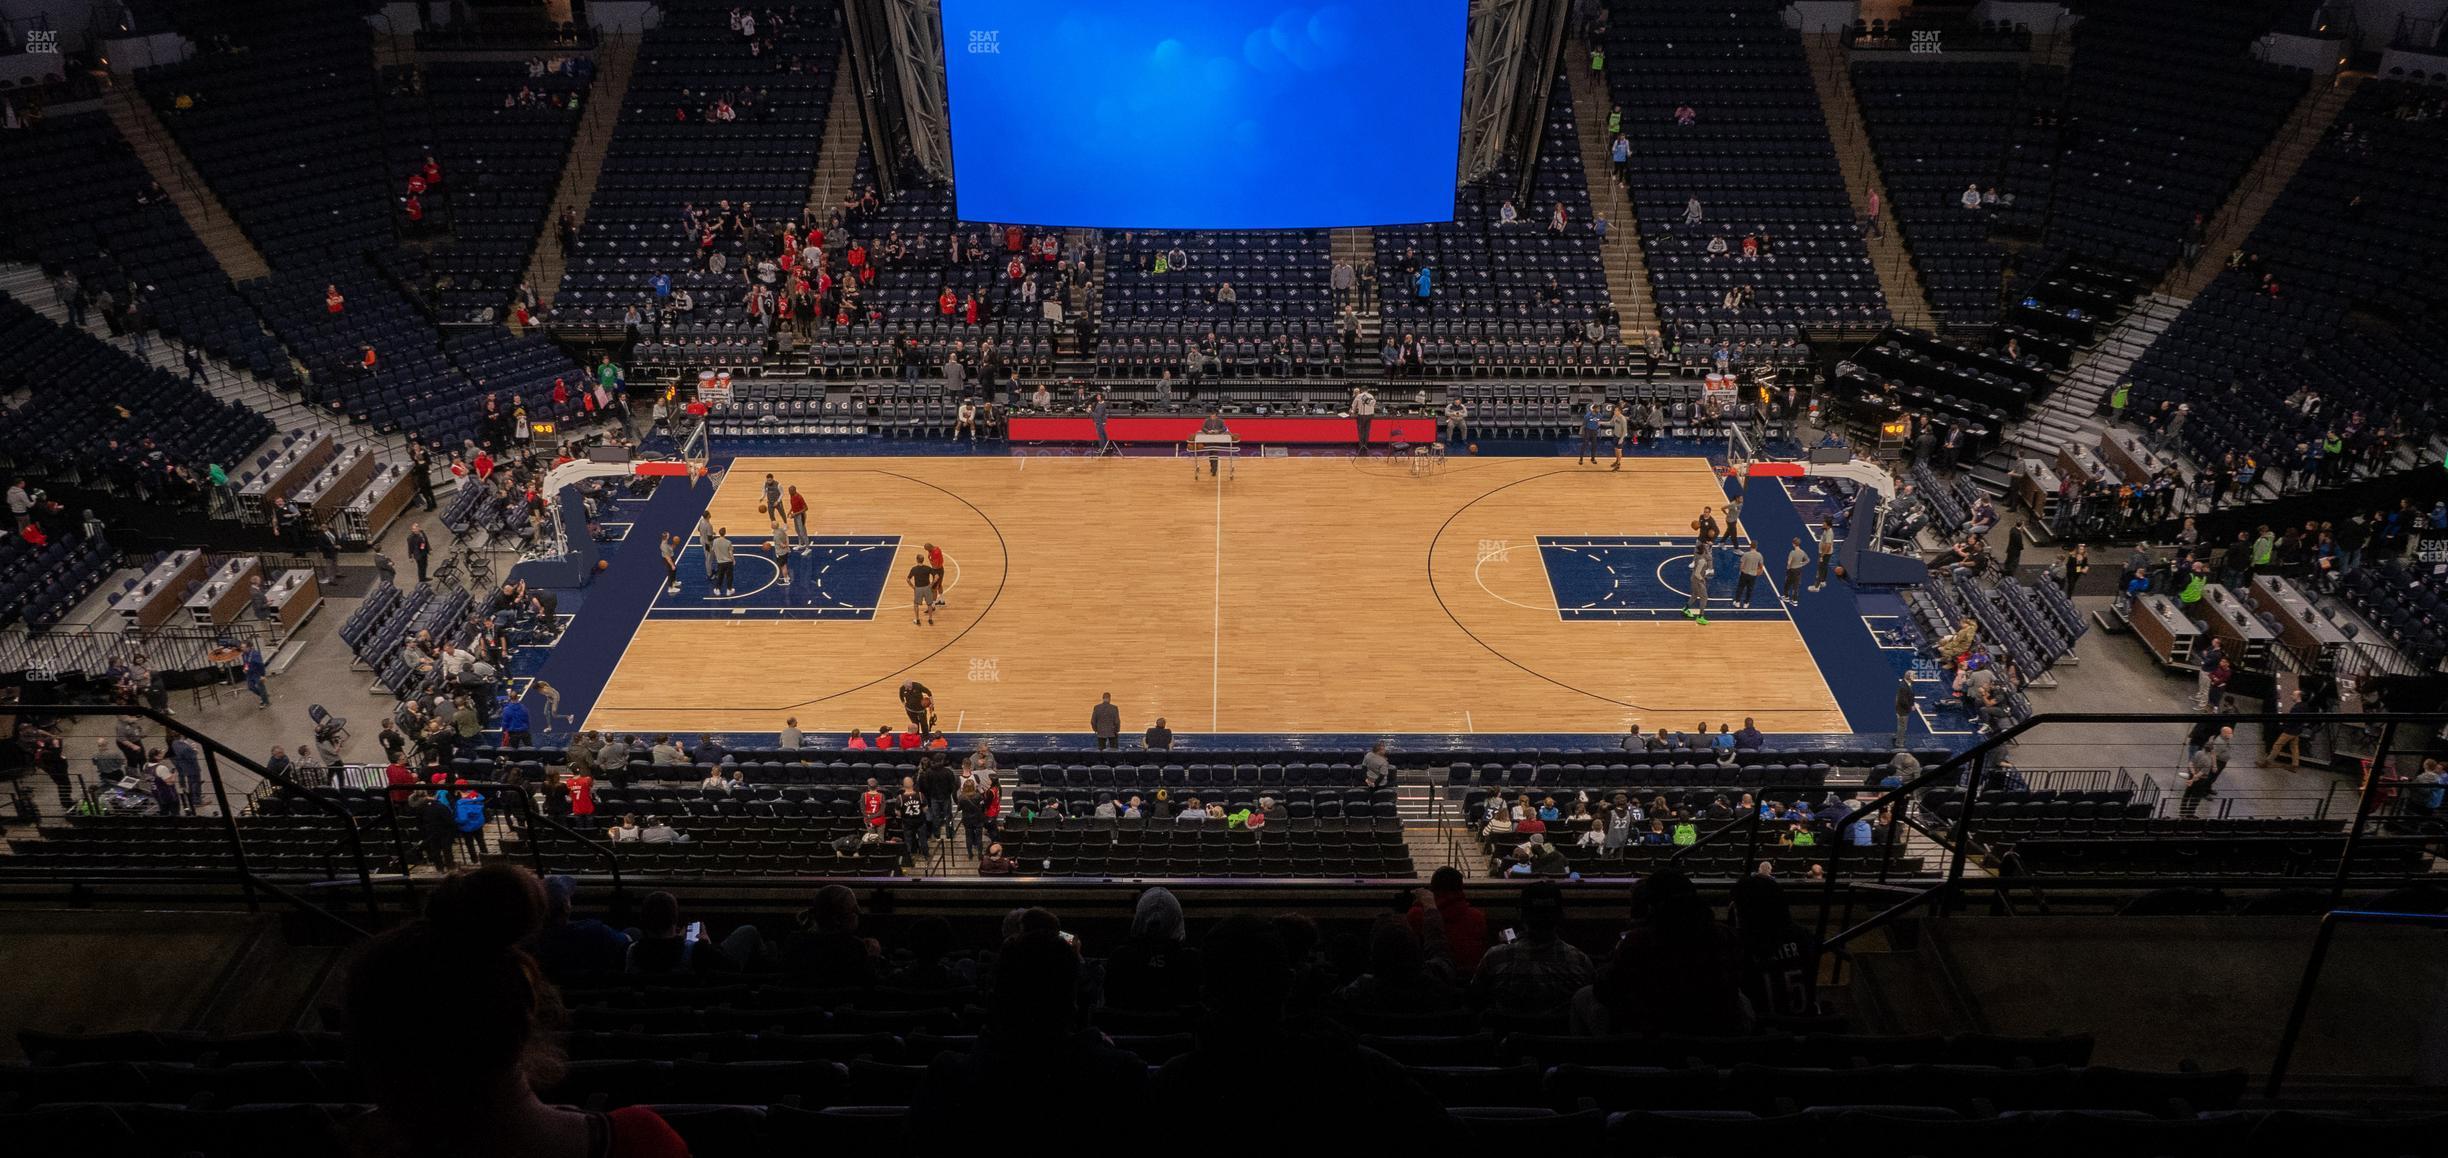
[{"x1": 899, "y1": 679, "x2": 936, "y2": 739}]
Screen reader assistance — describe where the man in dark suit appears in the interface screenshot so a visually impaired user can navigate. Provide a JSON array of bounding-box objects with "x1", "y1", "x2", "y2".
[
  {"x1": 410, "y1": 443, "x2": 436, "y2": 510},
  {"x1": 406, "y1": 523, "x2": 431, "y2": 583}
]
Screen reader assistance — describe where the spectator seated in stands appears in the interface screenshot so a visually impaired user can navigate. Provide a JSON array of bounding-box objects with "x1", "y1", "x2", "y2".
[
  {"x1": 1571, "y1": 868, "x2": 1748, "y2": 1035},
  {"x1": 1149, "y1": 915, "x2": 1447, "y2": 1149},
  {"x1": 911, "y1": 922, "x2": 1152, "y2": 1148},
  {"x1": 1469, "y1": 881, "x2": 1593, "y2": 1017},
  {"x1": 531, "y1": 873, "x2": 629, "y2": 980},
  {"x1": 1102, "y1": 886, "x2": 1200, "y2": 1011},
  {"x1": 778, "y1": 883, "x2": 879, "y2": 987},
  {"x1": 341, "y1": 865, "x2": 690, "y2": 1156},
  {"x1": 626, "y1": 888, "x2": 754, "y2": 973}
]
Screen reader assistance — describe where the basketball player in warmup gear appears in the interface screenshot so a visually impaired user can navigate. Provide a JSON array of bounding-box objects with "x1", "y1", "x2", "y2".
[
  {"x1": 924, "y1": 542, "x2": 947, "y2": 608},
  {"x1": 761, "y1": 504, "x2": 793, "y2": 585},
  {"x1": 899, "y1": 680, "x2": 935, "y2": 739},
  {"x1": 1692, "y1": 506, "x2": 1720, "y2": 549},
  {"x1": 907, "y1": 552, "x2": 940, "y2": 626},
  {"x1": 1608, "y1": 401, "x2": 1629, "y2": 471},
  {"x1": 1683, "y1": 545, "x2": 1714, "y2": 626}
]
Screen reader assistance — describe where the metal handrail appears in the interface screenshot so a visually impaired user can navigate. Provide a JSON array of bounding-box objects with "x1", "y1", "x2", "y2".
[
  {"x1": 2265, "y1": 908, "x2": 2448, "y2": 1098},
  {"x1": 1811, "y1": 709, "x2": 2432, "y2": 956},
  {"x1": 14, "y1": 702, "x2": 377, "y2": 936}
]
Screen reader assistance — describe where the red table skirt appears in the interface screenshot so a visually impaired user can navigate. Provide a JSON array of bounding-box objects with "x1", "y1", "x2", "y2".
[{"x1": 1007, "y1": 415, "x2": 1441, "y2": 445}]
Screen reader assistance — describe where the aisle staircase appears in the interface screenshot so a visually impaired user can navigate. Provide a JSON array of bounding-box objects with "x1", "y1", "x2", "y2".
[
  {"x1": 2161, "y1": 77, "x2": 2358, "y2": 301},
  {"x1": 1329, "y1": 226, "x2": 1377, "y2": 345},
  {"x1": 803, "y1": 42, "x2": 863, "y2": 229},
  {"x1": 523, "y1": 33, "x2": 640, "y2": 311},
  {"x1": 1996, "y1": 291, "x2": 2186, "y2": 464},
  {"x1": 1050, "y1": 228, "x2": 1105, "y2": 364},
  {"x1": 1564, "y1": 36, "x2": 1655, "y2": 340},
  {"x1": 100, "y1": 86, "x2": 271, "y2": 285},
  {"x1": 0, "y1": 262, "x2": 399, "y2": 458},
  {"x1": 1801, "y1": 34, "x2": 1935, "y2": 332}
]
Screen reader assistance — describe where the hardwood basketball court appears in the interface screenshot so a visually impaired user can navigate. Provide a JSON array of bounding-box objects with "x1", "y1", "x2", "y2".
[{"x1": 582, "y1": 454, "x2": 1849, "y2": 738}]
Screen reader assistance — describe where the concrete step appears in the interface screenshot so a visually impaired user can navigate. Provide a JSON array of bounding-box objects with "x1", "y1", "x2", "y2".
[
  {"x1": 803, "y1": 41, "x2": 864, "y2": 228},
  {"x1": 526, "y1": 33, "x2": 640, "y2": 312},
  {"x1": 1564, "y1": 35, "x2": 1657, "y2": 340},
  {"x1": 0, "y1": 260, "x2": 402, "y2": 458},
  {"x1": 101, "y1": 86, "x2": 271, "y2": 283},
  {"x1": 1803, "y1": 35, "x2": 1935, "y2": 330},
  {"x1": 2161, "y1": 76, "x2": 2361, "y2": 300}
]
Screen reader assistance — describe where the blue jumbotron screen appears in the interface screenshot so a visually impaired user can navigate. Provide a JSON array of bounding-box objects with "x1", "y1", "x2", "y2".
[{"x1": 940, "y1": 0, "x2": 1466, "y2": 229}]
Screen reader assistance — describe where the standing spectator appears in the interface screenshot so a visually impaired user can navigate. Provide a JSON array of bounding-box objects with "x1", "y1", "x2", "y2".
[
  {"x1": 405, "y1": 523, "x2": 431, "y2": 584},
  {"x1": 453, "y1": 785, "x2": 489, "y2": 861},
  {"x1": 315, "y1": 521, "x2": 344, "y2": 584},
  {"x1": 1090, "y1": 692, "x2": 1122, "y2": 751},
  {"x1": 1330, "y1": 257, "x2": 1355, "y2": 309},
  {"x1": 241, "y1": 642, "x2": 269, "y2": 708},
  {"x1": 895, "y1": 777, "x2": 931, "y2": 857},
  {"x1": 2191, "y1": 638, "x2": 2225, "y2": 710},
  {"x1": 1893, "y1": 676, "x2": 1916, "y2": 751},
  {"x1": 168, "y1": 734, "x2": 204, "y2": 814},
  {"x1": 1353, "y1": 386, "x2": 1378, "y2": 452},
  {"x1": 2261, "y1": 693, "x2": 2309, "y2": 769},
  {"x1": 2180, "y1": 745, "x2": 2221, "y2": 816},
  {"x1": 1783, "y1": 538, "x2": 1807, "y2": 606},
  {"x1": 919, "y1": 755, "x2": 959, "y2": 846},
  {"x1": 146, "y1": 749, "x2": 181, "y2": 815},
  {"x1": 957, "y1": 780, "x2": 990, "y2": 855},
  {"x1": 2061, "y1": 542, "x2": 2090, "y2": 596},
  {"x1": 499, "y1": 696, "x2": 533, "y2": 748}
]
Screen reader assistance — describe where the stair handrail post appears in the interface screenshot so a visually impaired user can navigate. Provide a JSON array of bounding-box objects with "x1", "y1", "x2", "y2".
[{"x1": 2326, "y1": 720, "x2": 2397, "y2": 910}]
